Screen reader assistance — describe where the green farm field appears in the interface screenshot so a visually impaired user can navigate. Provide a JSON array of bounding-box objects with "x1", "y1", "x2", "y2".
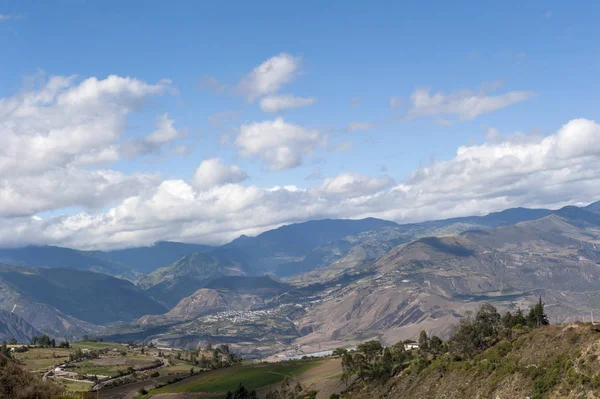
[{"x1": 152, "y1": 360, "x2": 320, "y2": 394}]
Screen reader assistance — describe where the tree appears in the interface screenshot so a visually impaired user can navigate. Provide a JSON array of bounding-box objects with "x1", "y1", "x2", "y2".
[
  {"x1": 8, "y1": 338, "x2": 16, "y2": 345},
  {"x1": 449, "y1": 305, "x2": 503, "y2": 358},
  {"x1": 418, "y1": 330, "x2": 429, "y2": 354},
  {"x1": 501, "y1": 311, "x2": 515, "y2": 329},
  {"x1": 227, "y1": 383, "x2": 258, "y2": 399},
  {"x1": 429, "y1": 335, "x2": 443, "y2": 356},
  {"x1": 527, "y1": 297, "x2": 549, "y2": 328},
  {"x1": 357, "y1": 340, "x2": 382, "y2": 362},
  {"x1": 332, "y1": 348, "x2": 348, "y2": 358},
  {"x1": 513, "y1": 307, "x2": 526, "y2": 326}
]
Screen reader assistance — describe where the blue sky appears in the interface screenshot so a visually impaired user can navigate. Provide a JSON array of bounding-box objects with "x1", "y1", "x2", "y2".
[{"x1": 0, "y1": 1, "x2": 599, "y2": 248}]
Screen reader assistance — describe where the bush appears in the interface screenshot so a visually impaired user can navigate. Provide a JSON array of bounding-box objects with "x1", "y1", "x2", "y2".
[{"x1": 0, "y1": 358, "x2": 63, "y2": 398}]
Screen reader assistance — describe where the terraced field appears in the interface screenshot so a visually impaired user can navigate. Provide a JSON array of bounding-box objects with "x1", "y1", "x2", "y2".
[{"x1": 12, "y1": 347, "x2": 71, "y2": 371}]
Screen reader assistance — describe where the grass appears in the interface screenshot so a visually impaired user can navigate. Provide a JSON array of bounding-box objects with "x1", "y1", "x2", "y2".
[
  {"x1": 153, "y1": 360, "x2": 320, "y2": 393},
  {"x1": 159, "y1": 363, "x2": 195, "y2": 375},
  {"x1": 56, "y1": 379, "x2": 94, "y2": 392},
  {"x1": 69, "y1": 361, "x2": 125, "y2": 377},
  {"x1": 13, "y1": 347, "x2": 71, "y2": 371},
  {"x1": 71, "y1": 341, "x2": 125, "y2": 350}
]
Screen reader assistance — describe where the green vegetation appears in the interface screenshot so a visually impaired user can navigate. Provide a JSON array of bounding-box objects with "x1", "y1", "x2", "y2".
[
  {"x1": 71, "y1": 340, "x2": 124, "y2": 350},
  {"x1": 226, "y1": 383, "x2": 258, "y2": 399},
  {"x1": 0, "y1": 355, "x2": 63, "y2": 398},
  {"x1": 338, "y1": 299, "x2": 600, "y2": 398},
  {"x1": 56, "y1": 379, "x2": 93, "y2": 392},
  {"x1": 339, "y1": 301, "x2": 550, "y2": 384},
  {"x1": 31, "y1": 334, "x2": 56, "y2": 348},
  {"x1": 153, "y1": 360, "x2": 320, "y2": 393}
]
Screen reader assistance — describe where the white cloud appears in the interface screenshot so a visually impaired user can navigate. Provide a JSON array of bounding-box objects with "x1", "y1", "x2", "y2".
[
  {"x1": 235, "y1": 117, "x2": 324, "y2": 171},
  {"x1": 0, "y1": 169, "x2": 158, "y2": 217},
  {"x1": 1, "y1": 109, "x2": 600, "y2": 249},
  {"x1": 259, "y1": 95, "x2": 315, "y2": 113},
  {"x1": 406, "y1": 87, "x2": 535, "y2": 121},
  {"x1": 145, "y1": 114, "x2": 184, "y2": 144},
  {"x1": 192, "y1": 158, "x2": 248, "y2": 190},
  {"x1": 485, "y1": 127, "x2": 502, "y2": 143},
  {"x1": 0, "y1": 74, "x2": 170, "y2": 217},
  {"x1": 237, "y1": 53, "x2": 301, "y2": 102},
  {"x1": 318, "y1": 173, "x2": 394, "y2": 197},
  {"x1": 120, "y1": 113, "x2": 185, "y2": 157}
]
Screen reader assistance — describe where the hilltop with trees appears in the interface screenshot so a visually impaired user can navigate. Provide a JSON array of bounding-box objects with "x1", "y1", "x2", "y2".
[{"x1": 335, "y1": 300, "x2": 600, "y2": 399}]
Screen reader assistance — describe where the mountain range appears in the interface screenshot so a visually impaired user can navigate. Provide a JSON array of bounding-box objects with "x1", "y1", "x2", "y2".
[{"x1": 0, "y1": 201, "x2": 599, "y2": 355}]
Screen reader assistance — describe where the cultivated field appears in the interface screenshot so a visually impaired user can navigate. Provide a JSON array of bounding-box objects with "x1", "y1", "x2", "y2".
[{"x1": 145, "y1": 358, "x2": 344, "y2": 399}]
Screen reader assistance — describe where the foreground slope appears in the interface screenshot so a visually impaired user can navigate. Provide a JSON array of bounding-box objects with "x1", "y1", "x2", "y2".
[{"x1": 346, "y1": 324, "x2": 600, "y2": 399}]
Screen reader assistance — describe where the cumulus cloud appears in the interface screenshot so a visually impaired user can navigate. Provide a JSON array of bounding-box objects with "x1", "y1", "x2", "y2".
[
  {"x1": 259, "y1": 95, "x2": 315, "y2": 113},
  {"x1": 120, "y1": 113, "x2": 185, "y2": 157},
  {"x1": 0, "y1": 75, "x2": 168, "y2": 174},
  {"x1": 237, "y1": 53, "x2": 301, "y2": 102},
  {"x1": 318, "y1": 173, "x2": 394, "y2": 197},
  {"x1": 1, "y1": 115, "x2": 600, "y2": 250},
  {"x1": 192, "y1": 158, "x2": 248, "y2": 190},
  {"x1": 406, "y1": 87, "x2": 535, "y2": 121},
  {"x1": 0, "y1": 169, "x2": 158, "y2": 217},
  {"x1": 0, "y1": 74, "x2": 171, "y2": 217},
  {"x1": 235, "y1": 117, "x2": 324, "y2": 171}
]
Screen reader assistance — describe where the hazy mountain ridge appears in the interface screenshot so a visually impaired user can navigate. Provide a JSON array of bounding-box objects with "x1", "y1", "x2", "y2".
[
  {"x1": 0, "y1": 246, "x2": 138, "y2": 280},
  {"x1": 0, "y1": 264, "x2": 166, "y2": 336},
  {"x1": 1, "y1": 202, "x2": 600, "y2": 351},
  {"x1": 130, "y1": 204, "x2": 600, "y2": 355}
]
